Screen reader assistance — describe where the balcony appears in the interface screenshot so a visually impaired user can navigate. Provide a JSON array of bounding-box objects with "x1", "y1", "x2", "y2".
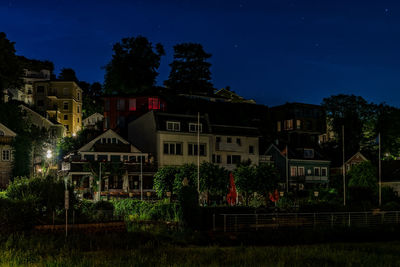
[{"x1": 0, "y1": 136, "x2": 13, "y2": 144}]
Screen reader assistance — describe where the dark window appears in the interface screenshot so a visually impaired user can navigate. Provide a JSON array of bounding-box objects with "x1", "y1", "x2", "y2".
[
  {"x1": 227, "y1": 137, "x2": 232, "y2": 143},
  {"x1": 129, "y1": 156, "x2": 137, "y2": 162},
  {"x1": 232, "y1": 155, "x2": 241, "y2": 164},
  {"x1": 63, "y1": 102, "x2": 68, "y2": 110},
  {"x1": 249, "y1": 145, "x2": 254, "y2": 154},
  {"x1": 188, "y1": 144, "x2": 206, "y2": 156},
  {"x1": 84, "y1": 154, "x2": 94, "y2": 161},
  {"x1": 216, "y1": 137, "x2": 221, "y2": 143},
  {"x1": 64, "y1": 125, "x2": 69, "y2": 131},
  {"x1": 105, "y1": 100, "x2": 110, "y2": 111},
  {"x1": 216, "y1": 155, "x2": 221, "y2": 163},
  {"x1": 117, "y1": 99, "x2": 125, "y2": 111},
  {"x1": 107, "y1": 138, "x2": 111, "y2": 144},
  {"x1": 112, "y1": 138, "x2": 116, "y2": 144},
  {"x1": 37, "y1": 86, "x2": 44, "y2": 93},
  {"x1": 37, "y1": 100, "x2": 44, "y2": 106},
  {"x1": 227, "y1": 155, "x2": 232, "y2": 164},
  {"x1": 143, "y1": 176, "x2": 153, "y2": 190},
  {"x1": 117, "y1": 116, "x2": 125, "y2": 128},
  {"x1": 64, "y1": 115, "x2": 68, "y2": 120},
  {"x1": 236, "y1": 138, "x2": 241, "y2": 145},
  {"x1": 98, "y1": 155, "x2": 107, "y2": 161},
  {"x1": 212, "y1": 154, "x2": 216, "y2": 163},
  {"x1": 110, "y1": 155, "x2": 120, "y2": 162},
  {"x1": 109, "y1": 175, "x2": 122, "y2": 189},
  {"x1": 164, "y1": 143, "x2": 182, "y2": 155}
]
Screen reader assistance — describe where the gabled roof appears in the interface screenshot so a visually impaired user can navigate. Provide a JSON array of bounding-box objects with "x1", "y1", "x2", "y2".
[
  {"x1": 78, "y1": 129, "x2": 141, "y2": 153},
  {"x1": 0, "y1": 123, "x2": 17, "y2": 137},
  {"x1": 345, "y1": 152, "x2": 368, "y2": 164},
  {"x1": 83, "y1": 113, "x2": 104, "y2": 121},
  {"x1": 265, "y1": 143, "x2": 329, "y2": 161}
]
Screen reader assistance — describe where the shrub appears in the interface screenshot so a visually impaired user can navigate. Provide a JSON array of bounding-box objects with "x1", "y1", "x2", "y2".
[{"x1": 0, "y1": 198, "x2": 37, "y2": 232}]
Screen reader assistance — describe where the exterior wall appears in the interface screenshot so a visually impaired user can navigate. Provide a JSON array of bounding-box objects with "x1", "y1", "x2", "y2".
[
  {"x1": 289, "y1": 159, "x2": 329, "y2": 185},
  {"x1": 83, "y1": 113, "x2": 104, "y2": 127},
  {"x1": 382, "y1": 182, "x2": 400, "y2": 195},
  {"x1": 0, "y1": 143, "x2": 13, "y2": 188},
  {"x1": 210, "y1": 135, "x2": 259, "y2": 171},
  {"x1": 103, "y1": 96, "x2": 166, "y2": 131},
  {"x1": 157, "y1": 132, "x2": 211, "y2": 167},
  {"x1": 33, "y1": 81, "x2": 82, "y2": 136},
  {"x1": 128, "y1": 111, "x2": 157, "y2": 155}
]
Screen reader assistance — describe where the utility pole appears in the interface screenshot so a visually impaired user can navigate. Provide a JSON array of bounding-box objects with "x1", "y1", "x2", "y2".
[
  {"x1": 286, "y1": 144, "x2": 289, "y2": 193},
  {"x1": 342, "y1": 125, "x2": 346, "y2": 206},
  {"x1": 197, "y1": 112, "x2": 200, "y2": 197},
  {"x1": 379, "y1": 133, "x2": 382, "y2": 206},
  {"x1": 98, "y1": 162, "x2": 102, "y2": 202},
  {"x1": 140, "y1": 155, "x2": 143, "y2": 201}
]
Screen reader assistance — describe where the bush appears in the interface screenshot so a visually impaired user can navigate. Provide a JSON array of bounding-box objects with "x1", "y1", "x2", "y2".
[
  {"x1": 113, "y1": 199, "x2": 181, "y2": 222},
  {"x1": 0, "y1": 198, "x2": 37, "y2": 232}
]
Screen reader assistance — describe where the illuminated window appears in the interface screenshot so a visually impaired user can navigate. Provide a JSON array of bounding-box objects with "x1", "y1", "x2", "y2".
[
  {"x1": 284, "y1": 119, "x2": 293, "y2": 130},
  {"x1": 298, "y1": 167, "x2": 305, "y2": 176},
  {"x1": 148, "y1": 97, "x2": 160, "y2": 110},
  {"x1": 129, "y1": 99, "x2": 136, "y2": 111},
  {"x1": 277, "y1": 121, "x2": 281, "y2": 132},
  {"x1": 296, "y1": 120, "x2": 301, "y2": 129},
  {"x1": 290, "y1": 166, "x2": 297, "y2": 177}
]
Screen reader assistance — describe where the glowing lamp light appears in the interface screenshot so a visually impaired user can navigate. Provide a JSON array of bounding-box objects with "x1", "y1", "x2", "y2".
[
  {"x1": 46, "y1": 150, "x2": 52, "y2": 159},
  {"x1": 72, "y1": 133, "x2": 76, "y2": 137}
]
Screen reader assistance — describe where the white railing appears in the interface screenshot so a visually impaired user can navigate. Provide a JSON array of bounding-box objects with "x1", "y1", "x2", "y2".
[{"x1": 216, "y1": 211, "x2": 400, "y2": 232}]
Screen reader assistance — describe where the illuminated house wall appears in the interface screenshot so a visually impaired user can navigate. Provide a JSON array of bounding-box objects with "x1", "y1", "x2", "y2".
[{"x1": 33, "y1": 81, "x2": 83, "y2": 136}]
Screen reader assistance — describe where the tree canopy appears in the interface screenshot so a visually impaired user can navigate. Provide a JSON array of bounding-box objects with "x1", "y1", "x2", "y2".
[
  {"x1": 322, "y1": 94, "x2": 377, "y2": 158},
  {"x1": 58, "y1": 68, "x2": 78, "y2": 82},
  {"x1": 0, "y1": 32, "x2": 22, "y2": 101},
  {"x1": 164, "y1": 43, "x2": 214, "y2": 96},
  {"x1": 104, "y1": 36, "x2": 165, "y2": 95}
]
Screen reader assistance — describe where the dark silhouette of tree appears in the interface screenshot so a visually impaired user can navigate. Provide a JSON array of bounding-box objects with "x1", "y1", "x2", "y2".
[
  {"x1": 322, "y1": 94, "x2": 377, "y2": 158},
  {"x1": 104, "y1": 36, "x2": 165, "y2": 95},
  {"x1": 0, "y1": 32, "x2": 22, "y2": 102},
  {"x1": 164, "y1": 43, "x2": 214, "y2": 96},
  {"x1": 58, "y1": 68, "x2": 78, "y2": 82}
]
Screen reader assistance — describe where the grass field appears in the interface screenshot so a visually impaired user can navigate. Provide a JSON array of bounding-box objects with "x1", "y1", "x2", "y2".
[{"x1": 1, "y1": 233, "x2": 400, "y2": 267}]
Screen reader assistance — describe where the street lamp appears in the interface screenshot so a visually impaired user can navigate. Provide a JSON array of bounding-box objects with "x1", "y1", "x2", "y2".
[{"x1": 46, "y1": 150, "x2": 52, "y2": 159}]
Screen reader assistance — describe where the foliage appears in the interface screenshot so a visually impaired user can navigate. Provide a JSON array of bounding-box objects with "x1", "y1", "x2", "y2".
[
  {"x1": 57, "y1": 127, "x2": 102, "y2": 158},
  {"x1": 178, "y1": 185, "x2": 200, "y2": 229},
  {"x1": 0, "y1": 32, "x2": 22, "y2": 101},
  {"x1": 234, "y1": 165, "x2": 257, "y2": 205},
  {"x1": 375, "y1": 104, "x2": 400, "y2": 158},
  {"x1": 164, "y1": 43, "x2": 214, "y2": 95},
  {"x1": 0, "y1": 198, "x2": 37, "y2": 232},
  {"x1": 6, "y1": 176, "x2": 76, "y2": 219},
  {"x1": 104, "y1": 36, "x2": 165, "y2": 95},
  {"x1": 153, "y1": 166, "x2": 179, "y2": 197},
  {"x1": 381, "y1": 186, "x2": 400, "y2": 204},
  {"x1": 174, "y1": 164, "x2": 198, "y2": 192},
  {"x1": 322, "y1": 94, "x2": 377, "y2": 158},
  {"x1": 255, "y1": 163, "x2": 280, "y2": 196},
  {"x1": 199, "y1": 162, "x2": 229, "y2": 195},
  {"x1": 81, "y1": 82, "x2": 104, "y2": 119},
  {"x1": 347, "y1": 161, "x2": 377, "y2": 206},
  {"x1": 113, "y1": 199, "x2": 180, "y2": 222},
  {"x1": 58, "y1": 67, "x2": 78, "y2": 82}
]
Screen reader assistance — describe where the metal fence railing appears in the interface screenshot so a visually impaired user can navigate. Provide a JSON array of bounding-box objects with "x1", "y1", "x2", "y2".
[{"x1": 217, "y1": 211, "x2": 400, "y2": 232}]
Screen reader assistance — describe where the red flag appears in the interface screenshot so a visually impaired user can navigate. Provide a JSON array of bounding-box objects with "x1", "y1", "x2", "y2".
[{"x1": 226, "y1": 173, "x2": 237, "y2": 206}]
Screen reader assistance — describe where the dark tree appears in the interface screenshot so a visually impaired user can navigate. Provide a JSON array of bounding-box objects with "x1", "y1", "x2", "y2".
[
  {"x1": 164, "y1": 43, "x2": 214, "y2": 96},
  {"x1": 58, "y1": 68, "x2": 78, "y2": 82},
  {"x1": 0, "y1": 32, "x2": 22, "y2": 102},
  {"x1": 322, "y1": 94, "x2": 377, "y2": 158},
  {"x1": 80, "y1": 82, "x2": 104, "y2": 119},
  {"x1": 104, "y1": 36, "x2": 165, "y2": 95},
  {"x1": 375, "y1": 104, "x2": 400, "y2": 158}
]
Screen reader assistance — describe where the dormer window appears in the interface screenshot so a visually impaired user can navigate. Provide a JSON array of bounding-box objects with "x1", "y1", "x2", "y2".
[
  {"x1": 166, "y1": 121, "x2": 180, "y2": 131},
  {"x1": 304, "y1": 149, "x2": 314, "y2": 159},
  {"x1": 189, "y1": 123, "x2": 202, "y2": 133}
]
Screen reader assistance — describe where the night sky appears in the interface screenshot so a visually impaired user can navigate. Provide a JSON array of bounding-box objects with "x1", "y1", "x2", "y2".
[{"x1": 1, "y1": 0, "x2": 400, "y2": 107}]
